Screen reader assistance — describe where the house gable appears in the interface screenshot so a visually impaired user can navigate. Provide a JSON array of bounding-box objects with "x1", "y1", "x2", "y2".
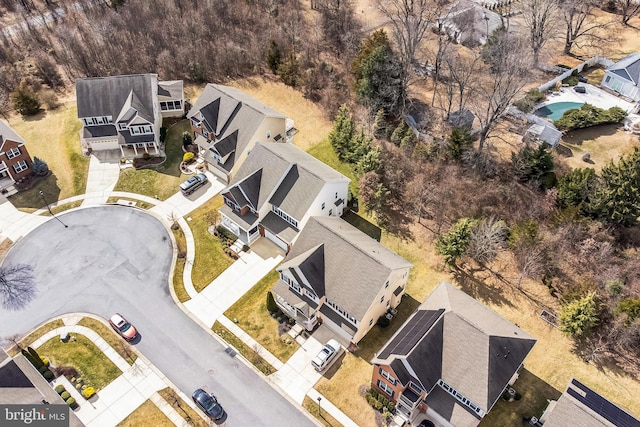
[{"x1": 606, "y1": 53, "x2": 640, "y2": 85}]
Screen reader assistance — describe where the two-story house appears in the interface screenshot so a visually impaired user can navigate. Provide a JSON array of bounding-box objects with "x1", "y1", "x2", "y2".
[
  {"x1": 76, "y1": 74, "x2": 184, "y2": 158},
  {"x1": 371, "y1": 282, "x2": 536, "y2": 427},
  {"x1": 272, "y1": 216, "x2": 413, "y2": 347},
  {"x1": 0, "y1": 120, "x2": 33, "y2": 195},
  {"x1": 186, "y1": 84, "x2": 290, "y2": 183},
  {"x1": 219, "y1": 142, "x2": 349, "y2": 251},
  {"x1": 601, "y1": 53, "x2": 640, "y2": 102}
]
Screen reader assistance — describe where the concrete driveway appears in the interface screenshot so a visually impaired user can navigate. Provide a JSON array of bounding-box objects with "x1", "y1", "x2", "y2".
[{"x1": 0, "y1": 206, "x2": 315, "y2": 426}]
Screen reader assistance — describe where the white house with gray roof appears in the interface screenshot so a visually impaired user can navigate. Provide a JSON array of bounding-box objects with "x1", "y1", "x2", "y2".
[
  {"x1": 187, "y1": 84, "x2": 292, "y2": 183},
  {"x1": 220, "y1": 142, "x2": 349, "y2": 251},
  {"x1": 272, "y1": 216, "x2": 413, "y2": 347},
  {"x1": 76, "y1": 74, "x2": 184, "y2": 158},
  {"x1": 371, "y1": 282, "x2": 536, "y2": 427},
  {"x1": 601, "y1": 53, "x2": 640, "y2": 101}
]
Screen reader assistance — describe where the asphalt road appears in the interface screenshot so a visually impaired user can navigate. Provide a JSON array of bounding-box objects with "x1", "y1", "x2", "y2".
[{"x1": 0, "y1": 205, "x2": 315, "y2": 426}]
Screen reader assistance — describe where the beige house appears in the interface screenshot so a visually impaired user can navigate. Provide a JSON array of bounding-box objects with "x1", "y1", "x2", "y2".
[{"x1": 272, "y1": 216, "x2": 413, "y2": 347}]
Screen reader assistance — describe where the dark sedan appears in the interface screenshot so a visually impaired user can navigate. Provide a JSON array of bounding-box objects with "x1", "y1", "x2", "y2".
[{"x1": 192, "y1": 388, "x2": 225, "y2": 421}]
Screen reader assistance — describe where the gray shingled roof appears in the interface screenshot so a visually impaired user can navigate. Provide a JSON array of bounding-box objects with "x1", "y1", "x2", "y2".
[
  {"x1": 372, "y1": 282, "x2": 536, "y2": 413},
  {"x1": 277, "y1": 217, "x2": 412, "y2": 320},
  {"x1": 425, "y1": 387, "x2": 482, "y2": 427},
  {"x1": 157, "y1": 80, "x2": 183, "y2": 99},
  {"x1": 0, "y1": 120, "x2": 25, "y2": 151},
  {"x1": 224, "y1": 142, "x2": 349, "y2": 222},
  {"x1": 76, "y1": 74, "x2": 155, "y2": 123},
  {"x1": 607, "y1": 53, "x2": 640, "y2": 85}
]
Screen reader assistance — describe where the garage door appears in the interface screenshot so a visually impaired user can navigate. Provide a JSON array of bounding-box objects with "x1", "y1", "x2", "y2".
[{"x1": 264, "y1": 229, "x2": 288, "y2": 251}]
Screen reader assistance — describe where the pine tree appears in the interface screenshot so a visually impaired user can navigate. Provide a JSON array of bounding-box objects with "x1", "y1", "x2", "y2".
[
  {"x1": 435, "y1": 218, "x2": 478, "y2": 267},
  {"x1": 372, "y1": 109, "x2": 388, "y2": 139},
  {"x1": 32, "y1": 157, "x2": 49, "y2": 176},
  {"x1": 556, "y1": 168, "x2": 596, "y2": 209},
  {"x1": 559, "y1": 292, "x2": 599, "y2": 338},
  {"x1": 267, "y1": 40, "x2": 282, "y2": 74},
  {"x1": 266, "y1": 291, "x2": 278, "y2": 313},
  {"x1": 11, "y1": 82, "x2": 41, "y2": 116},
  {"x1": 328, "y1": 105, "x2": 355, "y2": 161}
]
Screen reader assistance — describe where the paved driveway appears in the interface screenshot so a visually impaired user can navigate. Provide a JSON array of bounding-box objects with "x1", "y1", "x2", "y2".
[{"x1": 0, "y1": 206, "x2": 315, "y2": 427}]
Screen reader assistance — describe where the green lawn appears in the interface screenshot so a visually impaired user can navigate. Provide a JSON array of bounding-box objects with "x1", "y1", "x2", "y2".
[
  {"x1": 158, "y1": 387, "x2": 208, "y2": 427},
  {"x1": 212, "y1": 321, "x2": 277, "y2": 375},
  {"x1": 224, "y1": 269, "x2": 300, "y2": 362},
  {"x1": 7, "y1": 319, "x2": 65, "y2": 356},
  {"x1": 303, "y1": 396, "x2": 344, "y2": 427},
  {"x1": 37, "y1": 334, "x2": 122, "y2": 390},
  {"x1": 76, "y1": 317, "x2": 137, "y2": 364},
  {"x1": 8, "y1": 105, "x2": 88, "y2": 209},
  {"x1": 113, "y1": 121, "x2": 189, "y2": 200},
  {"x1": 117, "y1": 399, "x2": 174, "y2": 427},
  {"x1": 188, "y1": 195, "x2": 233, "y2": 291},
  {"x1": 307, "y1": 138, "x2": 359, "y2": 196},
  {"x1": 171, "y1": 225, "x2": 190, "y2": 302}
]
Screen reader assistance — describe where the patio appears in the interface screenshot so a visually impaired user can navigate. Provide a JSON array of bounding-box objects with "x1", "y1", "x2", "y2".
[{"x1": 538, "y1": 84, "x2": 636, "y2": 113}]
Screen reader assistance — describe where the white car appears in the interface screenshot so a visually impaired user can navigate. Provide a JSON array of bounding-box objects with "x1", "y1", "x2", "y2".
[{"x1": 311, "y1": 339, "x2": 341, "y2": 372}]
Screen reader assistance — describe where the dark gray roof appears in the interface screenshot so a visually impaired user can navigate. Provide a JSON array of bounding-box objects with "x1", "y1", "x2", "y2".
[
  {"x1": 76, "y1": 74, "x2": 156, "y2": 123},
  {"x1": 214, "y1": 130, "x2": 238, "y2": 158},
  {"x1": 543, "y1": 378, "x2": 640, "y2": 427},
  {"x1": 117, "y1": 131, "x2": 155, "y2": 145},
  {"x1": 607, "y1": 53, "x2": 640, "y2": 85},
  {"x1": 278, "y1": 217, "x2": 412, "y2": 320},
  {"x1": 372, "y1": 282, "x2": 536, "y2": 413},
  {"x1": 279, "y1": 244, "x2": 325, "y2": 296},
  {"x1": 320, "y1": 304, "x2": 357, "y2": 334},
  {"x1": 220, "y1": 204, "x2": 259, "y2": 230},
  {"x1": 261, "y1": 211, "x2": 298, "y2": 243},
  {"x1": 157, "y1": 80, "x2": 183, "y2": 99},
  {"x1": 83, "y1": 125, "x2": 117, "y2": 138},
  {"x1": 224, "y1": 142, "x2": 349, "y2": 222},
  {"x1": 272, "y1": 278, "x2": 318, "y2": 316},
  {"x1": 425, "y1": 386, "x2": 482, "y2": 427},
  {"x1": 0, "y1": 120, "x2": 25, "y2": 151}
]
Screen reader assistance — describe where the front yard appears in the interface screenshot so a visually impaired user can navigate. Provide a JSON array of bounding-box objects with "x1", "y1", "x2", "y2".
[{"x1": 117, "y1": 399, "x2": 173, "y2": 427}]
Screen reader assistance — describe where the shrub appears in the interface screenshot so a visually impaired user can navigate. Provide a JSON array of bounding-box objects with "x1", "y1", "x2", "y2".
[
  {"x1": 43, "y1": 370, "x2": 54, "y2": 380},
  {"x1": 66, "y1": 397, "x2": 77, "y2": 408},
  {"x1": 514, "y1": 89, "x2": 546, "y2": 113},
  {"x1": 369, "y1": 388, "x2": 379, "y2": 400},
  {"x1": 55, "y1": 385, "x2": 66, "y2": 394},
  {"x1": 216, "y1": 226, "x2": 237, "y2": 242},
  {"x1": 555, "y1": 104, "x2": 627, "y2": 131},
  {"x1": 376, "y1": 315, "x2": 390, "y2": 327},
  {"x1": 38, "y1": 365, "x2": 49, "y2": 374},
  {"x1": 617, "y1": 298, "x2": 640, "y2": 322},
  {"x1": 160, "y1": 127, "x2": 168, "y2": 143},
  {"x1": 142, "y1": 152, "x2": 152, "y2": 160},
  {"x1": 183, "y1": 152, "x2": 195, "y2": 163},
  {"x1": 82, "y1": 387, "x2": 96, "y2": 399},
  {"x1": 182, "y1": 131, "x2": 193, "y2": 147},
  {"x1": 373, "y1": 399, "x2": 383, "y2": 410},
  {"x1": 32, "y1": 157, "x2": 49, "y2": 176},
  {"x1": 386, "y1": 401, "x2": 395, "y2": 412},
  {"x1": 266, "y1": 291, "x2": 278, "y2": 313},
  {"x1": 27, "y1": 347, "x2": 44, "y2": 368},
  {"x1": 60, "y1": 391, "x2": 71, "y2": 400}
]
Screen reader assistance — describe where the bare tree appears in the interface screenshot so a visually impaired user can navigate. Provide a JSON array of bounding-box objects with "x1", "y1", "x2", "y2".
[
  {"x1": 467, "y1": 217, "x2": 508, "y2": 265},
  {"x1": 0, "y1": 264, "x2": 36, "y2": 310},
  {"x1": 444, "y1": 49, "x2": 481, "y2": 115},
  {"x1": 612, "y1": 0, "x2": 640, "y2": 25},
  {"x1": 513, "y1": 243, "x2": 546, "y2": 288},
  {"x1": 521, "y1": 0, "x2": 562, "y2": 68},
  {"x1": 561, "y1": 0, "x2": 615, "y2": 55}
]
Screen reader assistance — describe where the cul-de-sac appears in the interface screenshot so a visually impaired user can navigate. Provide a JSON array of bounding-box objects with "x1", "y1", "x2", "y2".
[{"x1": 1, "y1": 1, "x2": 640, "y2": 426}]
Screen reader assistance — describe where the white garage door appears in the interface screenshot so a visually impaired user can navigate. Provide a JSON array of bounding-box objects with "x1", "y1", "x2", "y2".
[{"x1": 264, "y1": 229, "x2": 288, "y2": 251}]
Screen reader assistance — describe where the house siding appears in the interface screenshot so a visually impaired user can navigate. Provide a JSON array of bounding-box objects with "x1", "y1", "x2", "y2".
[
  {"x1": 1, "y1": 139, "x2": 33, "y2": 181},
  {"x1": 371, "y1": 364, "x2": 405, "y2": 402},
  {"x1": 602, "y1": 71, "x2": 640, "y2": 101}
]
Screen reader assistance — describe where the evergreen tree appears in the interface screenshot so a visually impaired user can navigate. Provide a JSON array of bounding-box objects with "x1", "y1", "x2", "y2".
[
  {"x1": 511, "y1": 145, "x2": 554, "y2": 188},
  {"x1": 267, "y1": 40, "x2": 282, "y2": 74},
  {"x1": 372, "y1": 109, "x2": 388, "y2": 139},
  {"x1": 447, "y1": 127, "x2": 473, "y2": 160},
  {"x1": 557, "y1": 168, "x2": 596, "y2": 209},
  {"x1": 435, "y1": 218, "x2": 478, "y2": 267},
  {"x1": 277, "y1": 54, "x2": 301, "y2": 87},
  {"x1": 588, "y1": 147, "x2": 640, "y2": 226},
  {"x1": 356, "y1": 146, "x2": 381, "y2": 174},
  {"x1": 328, "y1": 105, "x2": 355, "y2": 161},
  {"x1": 559, "y1": 292, "x2": 599, "y2": 338},
  {"x1": 32, "y1": 157, "x2": 49, "y2": 176},
  {"x1": 266, "y1": 291, "x2": 278, "y2": 313},
  {"x1": 11, "y1": 82, "x2": 41, "y2": 116},
  {"x1": 390, "y1": 120, "x2": 410, "y2": 146}
]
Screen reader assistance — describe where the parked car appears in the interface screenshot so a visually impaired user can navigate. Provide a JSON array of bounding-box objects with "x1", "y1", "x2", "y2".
[
  {"x1": 180, "y1": 173, "x2": 208, "y2": 196},
  {"x1": 192, "y1": 389, "x2": 225, "y2": 420},
  {"x1": 574, "y1": 85, "x2": 586, "y2": 93},
  {"x1": 108, "y1": 313, "x2": 138, "y2": 341},
  {"x1": 311, "y1": 339, "x2": 341, "y2": 372},
  {"x1": 578, "y1": 76, "x2": 588, "y2": 83}
]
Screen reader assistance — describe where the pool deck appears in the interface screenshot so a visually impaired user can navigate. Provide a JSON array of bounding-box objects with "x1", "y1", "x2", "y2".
[{"x1": 537, "y1": 84, "x2": 636, "y2": 113}]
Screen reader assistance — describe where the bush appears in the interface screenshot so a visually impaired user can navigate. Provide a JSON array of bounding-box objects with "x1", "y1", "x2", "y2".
[
  {"x1": 266, "y1": 291, "x2": 278, "y2": 313},
  {"x1": 160, "y1": 127, "x2": 168, "y2": 143},
  {"x1": 27, "y1": 347, "x2": 44, "y2": 369},
  {"x1": 66, "y1": 397, "x2": 77, "y2": 408},
  {"x1": 216, "y1": 226, "x2": 237, "y2": 242},
  {"x1": 514, "y1": 89, "x2": 546, "y2": 113},
  {"x1": 55, "y1": 385, "x2": 66, "y2": 394},
  {"x1": 32, "y1": 157, "x2": 50, "y2": 176},
  {"x1": 555, "y1": 104, "x2": 627, "y2": 131},
  {"x1": 182, "y1": 131, "x2": 193, "y2": 147},
  {"x1": 386, "y1": 401, "x2": 395, "y2": 412},
  {"x1": 11, "y1": 81, "x2": 41, "y2": 116},
  {"x1": 60, "y1": 391, "x2": 71, "y2": 400},
  {"x1": 82, "y1": 386, "x2": 96, "y2": 399},
  {"x1": 183, "y1": 152, "x2": 195, "y2": 163},
  {"x1": 40, "y1": 89, "x2": 60, "y2": 110},
  {"x1": 38, "y1": 365, "x2": 49, "y2": 374},
  {"x1": 43, "y1": 370, "x2": 54, "y2": 380},
  {"x1": 376, "y1": 315, "x2": 390, "y2": 328}
]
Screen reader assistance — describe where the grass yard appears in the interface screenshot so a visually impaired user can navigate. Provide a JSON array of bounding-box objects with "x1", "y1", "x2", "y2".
[
  {"x1": 113, "y1": 120, "x2": 190, "y2": 200},
  {"x1": 188, "y1": 195, "x2": 233, "y2": 292},
  {"x1": 37, "y1": 334, "x2": 122, "y2": 390},
  {"x1": 7, "y1": 319, "x2": 64, "y2": 356},
  {"x1": 8, "y1": 104, "x2": 88, "y2": 209},
  {"x1": 45, "y1": 200, "x2": 83, "y2": 216},
  {"x1": 224, "y1": 269, "x2": 300, "y2": 362},
  {"x1": 116, "y1": 399, "x2": 173, "y2": 427},
  {"x1": 558, "y1": 124, "x2": 637, "y2": 172},
  {"x1": 76, "y1": 317, "x2": 137, "y2": 365},
  {"x1": 158, "y1": 387, "x2": 208, "y2": 427},
  {"x1": 479, "y1": 369, "x2": 561, "y2": 427},
  {"x1": 307, "y1": 138, "x2": 359, "y2": 196},
  {"x1": 212, "y1": 321, "x2": 276, "y2": 375},
  {"x1": 302, "y1": 396, "x2": 344, "y2": 427},
  {"x1": 171, "y1": 225, "x2": 190, "y2": 302},
  {"x1": 105, "y1": 197, "x2": 154, "y2": 210}
]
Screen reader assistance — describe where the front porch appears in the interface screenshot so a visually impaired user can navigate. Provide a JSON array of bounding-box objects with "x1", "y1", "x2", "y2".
[
  {"x1": 220, "y1": 213, "x2": 260, "y2": 245},
  {"x1": 119, "y1": 142, "x2": 161, "y2": 159}
]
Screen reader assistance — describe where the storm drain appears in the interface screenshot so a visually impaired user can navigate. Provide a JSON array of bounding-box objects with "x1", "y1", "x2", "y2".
[{"x1": 224, "y1": 347, "x2": 237, "y2": 358}]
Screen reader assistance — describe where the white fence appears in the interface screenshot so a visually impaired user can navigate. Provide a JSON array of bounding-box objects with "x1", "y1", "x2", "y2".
[{"x1": 538, "y1": 56, "x2": 615, "y2": 93}]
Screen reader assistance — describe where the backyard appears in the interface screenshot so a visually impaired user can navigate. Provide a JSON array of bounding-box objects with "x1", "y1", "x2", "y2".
[{"x1": 558, "y1": 124, "x2": 637, "y2": 171}]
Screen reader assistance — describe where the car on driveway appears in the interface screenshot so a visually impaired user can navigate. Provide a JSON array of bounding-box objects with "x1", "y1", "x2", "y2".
[
  {"x1": 180, "y1": 173, "x2": 208, "y2": 195},
  {"x1": 109, "y1": 313, "x2": 137, "y2": 341},
  {"x1": 311, "y1": 339, "x2": 341, "y2": 372},
  {"x1": 192, "y1": 388, "x2": 225, "y2": 420},
  {"x1": 573, "y1": 85, "x2": 586, "y2": 93}
]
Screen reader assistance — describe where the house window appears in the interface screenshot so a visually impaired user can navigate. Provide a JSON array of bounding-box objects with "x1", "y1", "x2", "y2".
[
  {"x1": 118, "y1": 123, "x2": 127, "y2": 131},
  {"x1": 266, "y1": 131, "x2": 271, "y2": 139},
  {"x1": 377, "y1": 380, "x2": 395, "y2": 398},
  {"x1": 384, "y1": 280, "x2": 389, "y2": 289},
  {"x1": 321, "y1": 202, "x2": 325, "y2": 210},
  {"x1": 335, "y1": 192, "x2": 338, "y2": 199},
  {"x1": 369, "y1": 319, "x2": 374, "y2": 326},
  {"x1": 329, "y1": 209, "x2": 333, "y2": 216},
  {"x1": 408, "y1": 382, "x2": 422, "y2": 394},
  {"x1": 13, "y1": 160, "x2": 28, "y2": 173},
  {"x1": 379, "y1": 368, "x2": 396, "y2": 385},
  {"x1": 386, "y1": 300, "x2": 390, "y2": 308},
  {"x1": 290, "y1": 281, "x2": 302, "y2": 294},
  {"x1": 605, "y1": 75, "x2": 611, "y2": 83},
  {"x1": 380, "y1": 296, "x2": 384, "y2": 303},
  {"x1": 6, "y1": 147, "x2": 21, "y2": 159},
  {"x1": 272, "y1": 206, "x2": 298, "y2": 228}
]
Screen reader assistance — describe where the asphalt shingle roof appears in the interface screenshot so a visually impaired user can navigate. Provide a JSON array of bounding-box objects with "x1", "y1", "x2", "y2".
[
  {"x1": 607, "y1": 53, "x2": 640, "y2": 85},
  {"x1": 0, "y1": 120, "x2": 25, "y2": 151}
]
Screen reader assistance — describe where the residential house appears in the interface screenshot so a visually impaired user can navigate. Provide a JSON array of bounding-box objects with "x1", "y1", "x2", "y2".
[
  {"x1": 371, "y1": 282, "x2": 537, "y2": 427},
  {"x1": 187, "y1": 84, "x2": 291, "y2": 183},
  {"x1": 436, "y1": 0, "x2": 503, "y2": 48},
  {"x1": 272, "y1": 216, "x2": 413, "y2": 346},
  {"x1": 0, "y1": 120, "x2": 33, "y2": 195},
  {"x1": 220, "y1": 142, "x2": 349, "y2": 251},
  {"x1": 601, "y1": 53, "x2": 640, "y2": 101},
  {"x1": 76, "y1": 73, "x2": 184, "y2": 158},
  {"x1": 536, "y1": 378, "x2": 640, "y2": 427}
]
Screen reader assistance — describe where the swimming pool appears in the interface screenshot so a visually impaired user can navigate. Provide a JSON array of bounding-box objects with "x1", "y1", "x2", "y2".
[{"x1": 534, "y1": 102, "x2": 584, "y2": 121}]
